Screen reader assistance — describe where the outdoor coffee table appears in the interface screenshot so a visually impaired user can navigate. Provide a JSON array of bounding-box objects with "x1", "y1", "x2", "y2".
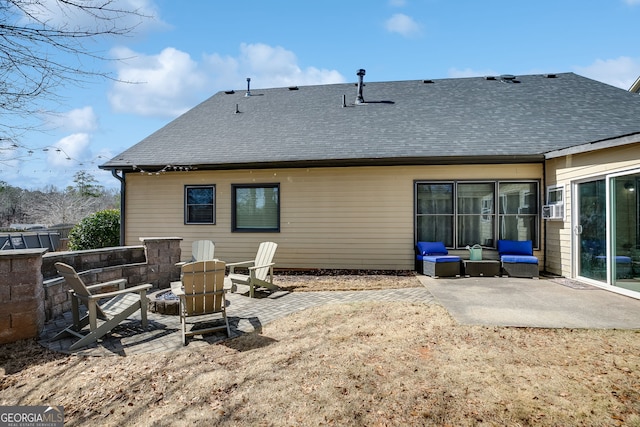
[{"x1": 462, "y1": 260, "x2": 501, "y2": 277}]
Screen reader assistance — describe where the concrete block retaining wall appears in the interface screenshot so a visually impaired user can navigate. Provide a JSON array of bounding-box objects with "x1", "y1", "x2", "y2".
[
  {"x1": 0, "y1": 249, "x2": 47, "y2": 345},
  {"x1": 40, "y1": 245, "x2": 147, "y2": 281},
  {"x1": 0, "y1": 237, "x2": 182, "y2": 345}
]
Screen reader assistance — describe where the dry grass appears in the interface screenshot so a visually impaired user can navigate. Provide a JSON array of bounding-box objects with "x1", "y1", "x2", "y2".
[
  {"x1": 1, "y1": 275, "x2": 640, "y2": 426},
  {"x1": 275, "y1": 271, "x2": 420, "y2": 292}
]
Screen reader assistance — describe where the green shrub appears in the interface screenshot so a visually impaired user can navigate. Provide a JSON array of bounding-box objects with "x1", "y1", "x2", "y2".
[{"x1": 68, "y1": 209, "x2": 120, "y2": 250}]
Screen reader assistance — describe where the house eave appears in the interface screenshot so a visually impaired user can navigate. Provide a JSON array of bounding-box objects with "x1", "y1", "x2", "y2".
[
  {"x1": 544, "y1": 133, "x2": 640, "y2": 159},
  {"x1": 630, "y1": 75, "x2": 640, "y2": 94},
  {"x1": 100, "y1": 155, "x2": 545, "y2": 173}
]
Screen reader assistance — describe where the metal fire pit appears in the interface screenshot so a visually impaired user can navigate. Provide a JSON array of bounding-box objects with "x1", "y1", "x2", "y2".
[{"x1": 147, "y1": 288, "x2": 180, "y2": 315}]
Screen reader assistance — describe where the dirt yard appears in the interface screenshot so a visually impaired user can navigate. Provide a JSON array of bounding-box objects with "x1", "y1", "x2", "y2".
[{"x1": 1, "y1": 274, "x2": 640, "y2": 426}]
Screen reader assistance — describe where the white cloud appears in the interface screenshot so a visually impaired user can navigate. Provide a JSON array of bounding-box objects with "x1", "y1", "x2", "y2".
[
  {"x1": 204, "y1": 44, "x2": 346, "y2": 91},
  {"x1": 66, "y1": 107, "x2": 98, "y2": 132},
  {"x1": 110, "y1": 43, "x2": 345, "y2": 118},
  {"x1": 447, "y1": 67, "x2": 501, "y2": 78},
  {"x1": 624, "y1": 0, "x2": 640, "y2": 5},
  {"x1": 48, "y1": 106, "x2": 98, "y2": 132},
  {"x1": 574, "y1": 57, "x2": 640, "y2": 90},
  {"x1": 232, "y1": 43, "x2": 345, "y2": 88},
  {"x1": 109, "y1": 47, "x2": 209, "y2": 117},
  {"x1": 49, "y1": 134, "x2": 91, "y2": 167},
  {"x1": 204, "y1": 53, "x2": 240, "y2": 90},
  {"x1": 384, "y1": 13, "x2": 422, "y2": 38}
]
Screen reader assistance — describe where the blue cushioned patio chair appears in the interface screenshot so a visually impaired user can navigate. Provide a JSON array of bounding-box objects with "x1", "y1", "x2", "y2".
[
  {"x1": 415, "y1": 241, "x2": 461, "y2": 277},
  {"x1": 497, "y1": 239, "x2": 539, "y2": 278}
]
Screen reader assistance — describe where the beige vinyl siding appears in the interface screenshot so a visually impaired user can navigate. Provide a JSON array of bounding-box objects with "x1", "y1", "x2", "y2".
[
  {"x1": 124, "y1": 163, "x2": 542, "y2": 271},
  {"x1": 545, "y1": 142, "x2": 640, "y2": 278}
]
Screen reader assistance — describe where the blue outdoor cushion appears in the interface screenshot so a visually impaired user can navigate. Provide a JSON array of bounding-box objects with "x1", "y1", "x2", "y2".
[
  {"x1": 501, "y1": 255, "x2": 538, "y2": 264},
  {"x1": 416, "y1": 241, "x2": 448, "y2": 256},
  {"x1": 497, "y1": 239, "x2": 533, "y2": 256},
  {"x1": 595, "y1": 255, "x2": 632, "y2": 264},
  {"x1": 422, "y1": 255, "x2": 460, "y2": 263}
]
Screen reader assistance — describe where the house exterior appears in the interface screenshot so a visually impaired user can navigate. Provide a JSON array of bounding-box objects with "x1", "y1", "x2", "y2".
[{"x1": 101, "y1": 71, "x2": 640, "y2": 298}]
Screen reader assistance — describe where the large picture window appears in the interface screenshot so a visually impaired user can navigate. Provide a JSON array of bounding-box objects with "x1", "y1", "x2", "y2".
[
  {"x1": 232, "y1": 184, "x2": 280, "y2": 232},
  {"x1": 416, "y1": 180, "x2": 539, "y2": 248},
  {"x1": 185, "y1": 185, "x2": 215, "y2": 224},
  {"x1": 499, "y1": 182, "x2": 538, "y2": 242},
  {"x1": 416, "y1": 183, "x2": 454, "y2": 247},
  {"x1": 458, "y1": 182, "x2": 495, "y2": 247}
]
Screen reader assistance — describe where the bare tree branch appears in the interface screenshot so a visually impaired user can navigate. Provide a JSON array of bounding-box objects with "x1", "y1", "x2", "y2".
[{"x1": 0, "y1": 0, "x2": 149, "y2": 141}]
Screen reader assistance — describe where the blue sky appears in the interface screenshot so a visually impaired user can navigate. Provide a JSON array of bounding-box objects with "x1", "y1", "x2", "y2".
[{"x1": 3, "y1": 0, "x2": 640, "y2": 190}]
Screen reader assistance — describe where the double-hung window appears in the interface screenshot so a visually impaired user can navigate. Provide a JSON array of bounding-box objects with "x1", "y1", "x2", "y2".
[
  {"x1": 185, "y1": 185, "x2": 215, "y2": 224},
  {"x1": 232, "y1": 184, "x2": 280, "y2": 232},
  {"x1": 416, "y1": 180, "x2": 539, "y2": 248}
]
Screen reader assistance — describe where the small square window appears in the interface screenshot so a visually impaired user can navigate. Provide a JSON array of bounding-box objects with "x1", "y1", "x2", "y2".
[{"x1": 185, "y1": 185, "x2": 215, "y2": 224}]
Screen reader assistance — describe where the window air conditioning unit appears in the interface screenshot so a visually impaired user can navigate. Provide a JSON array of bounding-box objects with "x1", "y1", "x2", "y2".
[{"x1": 542, "y1": 204, "x2": 564, "y2": 220}]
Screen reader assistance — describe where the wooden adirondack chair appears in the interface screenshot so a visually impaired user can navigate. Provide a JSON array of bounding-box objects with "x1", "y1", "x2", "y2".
[
  {"x1": 228, "y1": 241, "x2": 279, "y2": 298},
  {"x1": 191, "y1": 240, "x2": 215, "y2": 261},
  {"x1": 176, "y1": 240, "x2": 215, "y2": 268},
  {"x1": 51, "y1": 262, "x2": 152, "y2": 351},
  {"x1": 170, "y1": 260, "x2": 229, "y2": 345}
]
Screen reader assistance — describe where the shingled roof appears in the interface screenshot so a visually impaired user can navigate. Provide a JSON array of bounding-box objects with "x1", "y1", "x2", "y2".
[{"x1": 101, "y1": 72, "x2": 640, "y2": 172}]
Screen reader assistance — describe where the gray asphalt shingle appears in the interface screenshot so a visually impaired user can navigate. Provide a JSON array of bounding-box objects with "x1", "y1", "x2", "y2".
[{"x1": 101, "y1": 72, "x2": 640, "y2": 171}]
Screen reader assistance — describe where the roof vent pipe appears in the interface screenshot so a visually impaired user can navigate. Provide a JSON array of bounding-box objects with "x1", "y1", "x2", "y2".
[
  {"x1": 355, "y1": 69, "x2": 366, "y2": 104},
  {"x1": 245, "y1": 77, "x2": 251, "y2": 97}
]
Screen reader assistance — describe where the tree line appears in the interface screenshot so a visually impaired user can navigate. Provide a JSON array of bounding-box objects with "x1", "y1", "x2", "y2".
[{"x1": 0, "y1": 171, "x2": 119, "y2": 229}]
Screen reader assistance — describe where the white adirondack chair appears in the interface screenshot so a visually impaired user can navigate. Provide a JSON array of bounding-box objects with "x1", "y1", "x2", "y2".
[
  {"x1": 191, "y1": 240, "x2": 215, "y2": 261},
  {"x1": 228, "y1": 241, "x2": 279, "y2": 298},
  {"x1": 176, "y1": 240, "x2": 215, "y2": 268}
]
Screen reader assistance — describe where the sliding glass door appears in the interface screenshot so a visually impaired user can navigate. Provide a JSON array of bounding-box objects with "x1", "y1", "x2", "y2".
[
  {"x1": 575, "y1": 174, "x2": 640, "y2": 295},
  {"x1": 576, "y1": 179, "x2": 606, "y2": 283},
  {"x1": 611, "y1": 174, "x2": 640, "y2": 292}
]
